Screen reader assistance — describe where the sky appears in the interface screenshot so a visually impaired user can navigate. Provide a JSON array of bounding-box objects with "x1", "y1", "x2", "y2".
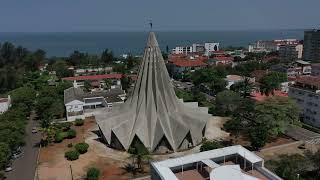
[{"x1": 0, "y1": 0, "x2": 320, "y2": 32}]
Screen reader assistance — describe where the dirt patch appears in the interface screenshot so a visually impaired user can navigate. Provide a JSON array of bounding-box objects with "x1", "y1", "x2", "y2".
[
  {"x1": 38, "y1": 117, "x2": 150, "y2": 180},
  {"x1": 227, "y1": 133, "x2": 296, "y2": 150}
]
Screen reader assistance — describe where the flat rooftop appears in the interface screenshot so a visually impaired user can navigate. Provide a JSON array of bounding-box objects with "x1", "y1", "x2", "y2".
[{"x1": 151, "y1": 145, "x2": 281, "y2": 180}]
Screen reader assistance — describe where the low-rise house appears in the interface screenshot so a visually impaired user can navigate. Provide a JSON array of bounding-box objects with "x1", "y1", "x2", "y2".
[
  {"x1": 151, "y1": 145, "x2": 282, "y2": 180},
  {"x1": 167, "y1": 54, "x2": 208, "y2": 77},
  {"x1": 225, "y1": 75, "x2": 254, "y2": 89},
  {"x1": 207, "y1": 51, "x2": 234, "y2": 66},
  {"x1": 288, "y1": 76, "x2": 320, "y2": 127},
  {"x1": 0, "y1": 96, "x2": 11, "y2": 114},
  {"x1": 64, "y1": 87, "x2": 126, "y2": 121},
  {"x1": 270, "y1": 61, "x2": 311, "y2": 78},
  {"x1": 62, "y1": 74, "x2": 123, "y2": 89},
  {"x1": 74, "y1": 67, "x2": 113, "y2": 75}
]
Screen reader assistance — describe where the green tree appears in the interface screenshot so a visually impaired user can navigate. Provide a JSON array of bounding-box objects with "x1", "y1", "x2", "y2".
[
  {"x1": 260, "y1": 72, "x2": 287, "y2": 96},
  {"x1": 230, "y1": 78, "x2": 255, "y2": 98},
  {"x1": 101, "y1": 49, "x2": 114, "y2": 64},
  {"x1": 215, "y1": 90, "x2": 242, "y2": 116},
  {"x1": 52, "y1": 60, "x2": 73, "y2": 79},
  {"x1": 0, "y1": 143, "x2": 10, "y2": 169},
  {"x1": 200, "y1": 140, "x2": 223, "y2": 152},
  {"x1": 128, "y1": 144, "x2": 151, "y2": 170},
  {"x1": 104, "y1": 79, "x2": 112, "y2": 90},
  {"x1": 225, "y1": 96, "x2": 300, "y2": 148},
  {"x1": 84, "y1": 80, "x2": 91, "y2": 92},
  {"x1": 121, "y1": 76, "x2": 131, "y2": 92},
  {"x1": 266, "y1": 154, "x2": 310, "y2": 180}
]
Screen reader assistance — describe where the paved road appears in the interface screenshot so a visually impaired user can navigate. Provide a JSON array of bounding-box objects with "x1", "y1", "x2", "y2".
[
  {"x1": 285, "y1": 126, "x2": 320, "y2": 141},
  {"x1": 5, "y1": 112, "x2": 41, "y2": 180}
]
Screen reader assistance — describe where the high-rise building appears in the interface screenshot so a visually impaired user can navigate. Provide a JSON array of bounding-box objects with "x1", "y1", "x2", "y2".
[
  {"x1": 279, "y1": 44, "x2": 303, "y2": 61},
  {"x1": 303, "y1": 29, "x2": 320, "y2": 62}
]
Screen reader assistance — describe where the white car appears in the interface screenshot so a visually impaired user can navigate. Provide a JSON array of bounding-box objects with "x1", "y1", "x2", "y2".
[
  {"x1": 32, "y1": 127, "x2": 38, "y2": 133},
  {"x1": 5, "y1": 166, "x2": 13, "y2": 172}
]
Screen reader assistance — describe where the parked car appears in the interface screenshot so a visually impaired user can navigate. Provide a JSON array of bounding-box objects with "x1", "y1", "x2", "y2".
[
  {"x1": 32, "y1": 127, "x2": 38, "y2": 134},
  {"x1": 5, "y1": 165, "x2": 13, "y2": 172},
  {"x1": 13, "y1": 151, "x2": 23, "y2": 159}
]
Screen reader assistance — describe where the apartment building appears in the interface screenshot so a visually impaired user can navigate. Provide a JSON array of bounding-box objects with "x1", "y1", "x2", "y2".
[
  {"x1": 303, "y1": 29, "x2": 320, "y2": 62},
  {"x1": 288, "y1": 76, "x2": 320, "y2": 127}
]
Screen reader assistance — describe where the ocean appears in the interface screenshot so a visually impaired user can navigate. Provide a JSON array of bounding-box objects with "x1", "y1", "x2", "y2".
[{"x1": 0, "y1": 30, "x2": 304, "y2": 57}]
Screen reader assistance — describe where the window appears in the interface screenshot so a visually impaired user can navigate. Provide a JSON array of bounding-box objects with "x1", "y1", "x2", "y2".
[{"x1": 74, "y1": 105, "x2": 78, "y2": 108}]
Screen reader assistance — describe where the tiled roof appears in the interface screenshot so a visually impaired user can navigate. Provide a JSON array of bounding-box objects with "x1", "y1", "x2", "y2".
[
  {"x1": 213, "y1": 56, "x2": 234, "y2": 61},
  {"x1": 295, "y1": 76, "x2": 320, "y2": 88},
  {"x1": 62, "y1": 74, "x2": 123, "y2": 81},
  {"x1": 226, "y1": 75, "x2": 243, "y2": 81},
  {"x1": 251, "y1": 90, "x2": 288, "y2": 102},
  {"x1": 169, "y1": 54, "x2": 208, "y2": 67},
  {"x1": 172, "y1": 60, "x2": 207, "y2": 67}
]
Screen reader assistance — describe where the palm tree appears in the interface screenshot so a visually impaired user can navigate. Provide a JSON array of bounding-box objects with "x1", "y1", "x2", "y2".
[
  {"x1": 230, "y1": 77, "x2": 255, "y2": 98},
  {"x1": 128, "y1": 146, "x2": 152, "y2": 171}
]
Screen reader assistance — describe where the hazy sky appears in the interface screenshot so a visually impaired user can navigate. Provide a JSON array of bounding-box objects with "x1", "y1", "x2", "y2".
[{"x1": 1, "y1": 0, "x2": 320, "y2": 32}]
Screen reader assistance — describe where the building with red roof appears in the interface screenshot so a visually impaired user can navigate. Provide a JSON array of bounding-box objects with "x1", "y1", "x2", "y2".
[
  {"x1": 62, "y1": 74, "x2": 123, "y2": 89},
  {"x1": 167, "y1": 54, "x2": 208, "y2": 77}
]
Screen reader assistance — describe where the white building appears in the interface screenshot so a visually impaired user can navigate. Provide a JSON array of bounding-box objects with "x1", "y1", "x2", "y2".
[
  {"x1": 0, "y1": 96, "x2": 11, "y2": 114},
  {"x1": 172, "y1": 46, "x2": 193, "y2": 54},
  {"x1": 62, "y1": 74, "x2": 122, "y2": 89},
  {"x1": 204, "y1": 42, "x2": 220, "y2": 56},
  {"x1": 172, "y1": 42, "x2": 219, "y2": 56},
  {"x1": 64, "y1": 87, "x2": 126, "y2": 121},
  {"x1": 288, "y1": 76, "x2": 320, "y2": 127},
  {"x1": 151, "y1": 145, "x2": 282, "y2": 180},
  {"x1": 249, "y1": 39, "x2": 300, "y2": 53}
]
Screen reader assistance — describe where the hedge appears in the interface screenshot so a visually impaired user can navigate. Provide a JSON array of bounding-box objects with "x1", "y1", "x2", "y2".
[
  {"x1": 65, "y1": 150, "x2": 80, "y2": 161},
  {"x1": 75, "y1": 143, "x2": 89, "y2": 154}
]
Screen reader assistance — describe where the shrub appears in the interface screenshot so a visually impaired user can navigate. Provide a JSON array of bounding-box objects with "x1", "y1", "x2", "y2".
[
  {"x1": 86, "y1": 167, "x2": 100, "y2": 180},
  {"x1": 66, "y1": 129, "x2": 77, "y2": 139},
  {"x1": 65, "y1": 150, "x2": 80, "y2": 161},
  {"x1": 200, "y1": 140, "x2": 223, "y2": 152},
  {"x1": 54, "y1": 132, "x2": 65, "y2": 143},
  {"x1": 75, "y1": 143, "x2": 89, "y2": 154},
  {"x1": 67, "y1": 143, "x2": 73, "y2": 148},
  {"x1": 75, "y1": 119, "x2": 84, "y2": 126},
  {"x1": 55, "y1": 122, "x2": 73, "y2": 131}
]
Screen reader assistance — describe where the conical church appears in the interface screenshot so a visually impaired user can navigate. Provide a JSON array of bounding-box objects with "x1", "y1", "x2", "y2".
[{"x1": 96, "y1": 32, "x2": 211, "y2": 153}]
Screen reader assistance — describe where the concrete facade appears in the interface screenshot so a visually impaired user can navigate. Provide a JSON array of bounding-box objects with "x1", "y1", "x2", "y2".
[
  {"x1": 288, "y1": 76, "x2": 320, "y2": 127},
  {"x1": 303, "y1": 29, "x2": 320, "y2": 62},
  {"x1": 96, "y1": 32, "x2": 211, "y2": 153}
]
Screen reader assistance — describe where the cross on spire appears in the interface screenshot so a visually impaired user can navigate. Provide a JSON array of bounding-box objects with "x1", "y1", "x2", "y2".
[{"x1": 149, "y1": 20, "x2": 153, "y2": 30}]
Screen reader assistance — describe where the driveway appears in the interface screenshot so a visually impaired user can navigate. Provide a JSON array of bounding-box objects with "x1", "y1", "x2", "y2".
[{"x1": 5, "y1": 111, "x2": 41, "y2": 180}]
